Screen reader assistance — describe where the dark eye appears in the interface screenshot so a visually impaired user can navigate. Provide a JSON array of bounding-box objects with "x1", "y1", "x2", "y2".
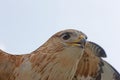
[{"x1": 62, "y1": 33, "x2": 71, "y2": 40}]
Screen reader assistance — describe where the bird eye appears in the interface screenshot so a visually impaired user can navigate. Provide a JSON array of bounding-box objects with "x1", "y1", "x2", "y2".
[{"x1": 62, "y1": 33, "x2": 71, "y2": 40}]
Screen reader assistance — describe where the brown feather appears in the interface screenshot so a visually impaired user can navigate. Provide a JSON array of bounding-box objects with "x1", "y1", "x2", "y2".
[
  {"x1": 73, "y1": 42, "x2": 103, "y2": 80},
  {"x1": 0, "y1": 29, "x2": 86, "y2": 80}
]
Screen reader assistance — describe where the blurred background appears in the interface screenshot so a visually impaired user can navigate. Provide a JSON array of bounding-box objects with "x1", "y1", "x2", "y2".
[{"x1": 0, "y1": 0, "x2": 120, "y2": 72}]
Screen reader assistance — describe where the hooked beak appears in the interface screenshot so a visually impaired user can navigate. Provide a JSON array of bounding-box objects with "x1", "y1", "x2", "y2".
[
  {"x1": 67, "y1": 35, "x2": 87, "y2": 48},
  {"x1": 76, "y1": 38, "x2": 86, "y2": 48}
]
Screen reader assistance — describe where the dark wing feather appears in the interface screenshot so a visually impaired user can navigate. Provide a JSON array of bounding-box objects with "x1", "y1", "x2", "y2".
[
  {"x1": 73, "y1": 41, "x2": 120, "y2": 80},
  {"x1": 88, "y1": 41, "x2": 120, "y2": 80},
  {"x1": 87, "y1": 41, "x2": 107, "y2": 57}
]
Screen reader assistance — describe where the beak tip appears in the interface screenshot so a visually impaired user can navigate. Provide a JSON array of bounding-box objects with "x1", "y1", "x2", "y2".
[{"x1": 80, "y1": 38, "x2": 86, "y2": 48}]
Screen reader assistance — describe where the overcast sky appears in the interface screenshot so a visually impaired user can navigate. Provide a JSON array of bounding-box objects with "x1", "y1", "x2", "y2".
[{"x1": 0, "y1": 0, "x2": 120, "y2": 72}]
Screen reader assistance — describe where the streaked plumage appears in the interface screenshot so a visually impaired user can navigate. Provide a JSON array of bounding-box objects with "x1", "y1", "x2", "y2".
[
  {"x1": 73, "y1": 41, "x2": 120, "y2": 80},
  {"x1": 0, "y1": 29, "x2": 119, "y2": 80},
  {"x1": 0, "y1": 29, "x2": 87, "y2": 80}
]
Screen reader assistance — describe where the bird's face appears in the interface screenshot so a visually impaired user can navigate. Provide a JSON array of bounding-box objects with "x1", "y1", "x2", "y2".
[
  {"x1": 55, "y1": 29, "x2": 87, "y2": 48},
  {"x1": 40, "y1": 29, "x2": 87, "y2": 54}
]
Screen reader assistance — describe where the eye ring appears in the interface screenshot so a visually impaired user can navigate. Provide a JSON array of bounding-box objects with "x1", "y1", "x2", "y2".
[{"x1": 62, "y1": 33, "x2": 71, "y2": 40}]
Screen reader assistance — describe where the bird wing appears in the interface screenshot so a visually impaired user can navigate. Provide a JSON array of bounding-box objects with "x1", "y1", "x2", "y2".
[
  {"x1": 86, "y1": 41, "x2": 107, "y2": 58},
  {"x1": 100, "y1": 60, "x2": 120, "y2": 80},
  {"x1": 0, "y1": 49, "x2": 16, "y2": 80},
  {"x1": 73, "y1": 41, "x2": 120, "y2": 80},
  {"x1": 88, "y1": 41, "x2": 120, "y2": 80},
  {"x1": 0, "y1": 49, "x2": 26, "y2": 80}
]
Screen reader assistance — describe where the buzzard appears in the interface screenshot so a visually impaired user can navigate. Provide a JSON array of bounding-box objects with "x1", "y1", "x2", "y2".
[
  {"x1": 0, "y1": 29, "x2": 87, "y2": 80},
  {"x1": 0, "y1": 29, "x2": 119, "y2": 80}
]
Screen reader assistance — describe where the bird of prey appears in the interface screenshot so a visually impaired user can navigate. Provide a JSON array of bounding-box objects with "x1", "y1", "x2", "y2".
[
  {"x1": 0, "y1": 29, "x2": 87, "y2": 80},
  {"x1": 73, "y1": 41, "x2": 120, "y2": 80}
]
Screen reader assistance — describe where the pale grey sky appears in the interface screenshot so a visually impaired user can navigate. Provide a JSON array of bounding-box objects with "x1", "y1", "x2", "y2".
[{"x1": 0, "y1": 0, "x2": 120, "y2": 72}]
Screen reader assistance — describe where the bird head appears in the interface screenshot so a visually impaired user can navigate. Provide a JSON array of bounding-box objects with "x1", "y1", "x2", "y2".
[
  {"x1": 38, "y1": 29, "x2": 87, "y2": 54},
  {"x1": 52, "y1": 29, "x2": 87, "y2": 48}
]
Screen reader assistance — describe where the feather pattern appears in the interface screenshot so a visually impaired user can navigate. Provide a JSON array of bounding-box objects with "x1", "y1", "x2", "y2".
[
  {"x1": 73, "y1": 41, "x2": 120, "y2": 80},
  {"x1": 0, "y1": 29, "x2": 87, "y2": 80},
  {"x1": 0, "y1": 29, "x2": 119, "y2": 80}
]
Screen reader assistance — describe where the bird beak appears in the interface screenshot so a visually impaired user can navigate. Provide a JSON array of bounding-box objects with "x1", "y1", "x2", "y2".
[{"x1": 67, "y1": 35, "x2": 86, "y2": 48}]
